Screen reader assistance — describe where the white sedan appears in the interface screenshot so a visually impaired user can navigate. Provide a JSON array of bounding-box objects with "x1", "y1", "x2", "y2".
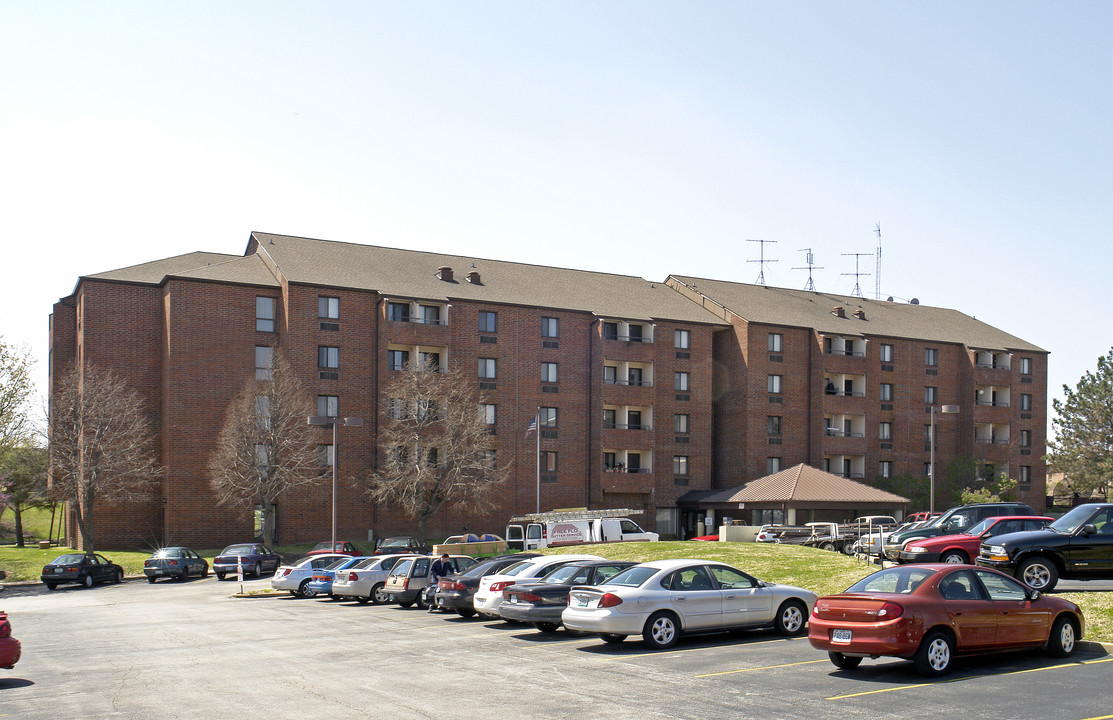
[
  {"x1": 472, "y1": 554, "x2": 604, "y2": 618},
  {"x1": 271, "y1": 554, "x2": 349, "y2": 598},
  {"x1": 331, "y1": 554, "x2": 419, "y2": 604},
  {"x1": 561, "y1": 558, "x2": 817, "y2": 649}
]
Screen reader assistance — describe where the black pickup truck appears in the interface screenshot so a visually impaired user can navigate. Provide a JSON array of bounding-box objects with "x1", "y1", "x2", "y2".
[{"x1": 976, "y1": 502, "x2": 1113, "y2": 591}]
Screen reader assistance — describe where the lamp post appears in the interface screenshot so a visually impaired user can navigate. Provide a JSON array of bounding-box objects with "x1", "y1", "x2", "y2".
[
  {"x1": 308, "y1": 415, "x2": 363, "y2": 551},
  {"x1": 929, "y1": 405, "x2": 960, "y2": 513}
]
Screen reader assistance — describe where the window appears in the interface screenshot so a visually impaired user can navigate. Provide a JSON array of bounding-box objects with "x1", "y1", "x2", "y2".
[
  {"x1": 880, "y1": 383, "x2": 893, "y2": 401},
  {"x1": 426, "y1": 448, "x2": 439, "y2": 467},
  {"x1": 1019, "y1": 465, "x2": 1032, "y2": 485},
  {"x1": 675, "y1": 329, "x2": 690, "y2": 349},
  {"x1": 317, "y1": 444, "x2": 334, "y2": 468},
  {"x1": 604, "y1": 366, "x2": 617, "y2": 384},
  {"x1": 541, "y1": 451, "x2": 558, "y2": 472},
  {"x1": 603, "y1": 452, "x2": 617, "y2": 470},
  {"x1": 603, "y1": 322, "x2": 618, "y2": 340},
  {"x1": 480, "y1": 404, "x2": 496, "y2": 425},
  {"x1": 539, "y1": 407, "x2": 557, "y2": 428},
  {"x1": 478, "y1": 358, "x2": 497, "y2": 379},
  {"x1": 673, "y1": 456, "x2": 689, "y2": 475},
  {"x1": 1020, "y1": 357, "x2": 1032, "y2": 374},
  {"x1": 317, "y1": 395, "x2": 338, "y2": 418},
  {"x1": 675, "y1": 372, "x2": 689, "y2": 391},
  {"x1": 1021, "y1": 394, "x2": 1033, "y2": 411},
  {"x1": 767, "y1": 374, "x2": 782, "y2": 394},
  {"x1": 1020, "y1": 430, "x2": 1031, "y2": 447},
  {"x1": 541, "y1": 362, "x2": 558, "y2": 383},
  {"x1": 256, "y1": 297, "x2": 276, "y2": 332},
  {"x1": 880, "y1": 344, "x2": 894, "y2": 362},
  {"x1": 674, "y1": 414, "x2": 690, "y2": 434},
  {"x1": 479, "y1": 311, "x2": 497, "y2": 333},
  {"x1": 255, "y1": 395, "x2": 271, "y2": 430},
  {"x1": 629, "y1": 367, "x2": 644, "y2": 386},
  {"x1": 925, "y1": 348, "x2": 938, "y2": 366},
  {"x1": 388, "y1": 302, "x2": 410, "y2": 323},
  {"x1": 767, "y1": 457, "x2": 782, "y2": 474},
  {"x1": 416, "y1": 399, "x2": 436, "y2": 420},
  {"x1": 924, "y1": 462, "x2": 932, "y2": 477},
  {"x1": 879, "y1": 422, "x2": 892, "y2": 441},
  {"x1": 387, "y1": 398, "x2": 405, "y2": 419},
  {"x1": 419, "y1": 305, "x2": 441, "y2": 325},
  {"x1": 388, "y1": 349, "x2": 409, "y2": 371},
  {"x1": 627, "y1": 324, "x2": 643, "y2": 342},
  {"x1": 541, "y1": 317, "x2": 558, "y2": 338},
  {"x1": 844, "y1": 339, "x2": 856, "y2": 356},
  {"x1": 255, "y1": 346, "x2": 274, "y2": 380},
  {"x1": 418, "y1": 351, "x2": 440, "y2": 371},
  {"x1": 879, "y1": 461, "x2": 892, "y2": 478},
  {"x1": 603, "y1": 409, "x2": 616, "y2": 428},
  {"x1": 768, "y1": 333, "x2": 783, "y2": 352},
  {"x1": 924, "y1": 386, "x2": 937, "y2": 404},
  {"x1": 925, "y1": 424, "x2": 933, "y2": 442},
  {"x1": 627, "y1": 410, "x2": 643, "y2": 429},
  {"x1": 318, "y1": 296, "x2": 339, "y2": 320},
  {"x1": 767, "y1": 416, "x2": 782, "y2": 436},
  {"x1": 318, "y1": 346, "x2": 339, "y2": 369},
  {"x1": 391, "y1": 446, "x2": 409, "y2": 468}
]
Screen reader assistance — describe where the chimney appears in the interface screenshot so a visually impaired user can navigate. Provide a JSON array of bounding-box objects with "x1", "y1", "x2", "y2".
[
  {"x1": 466, "y1": 271, "x2": 482, "y2": 285},
  {"x1": 437, "y1": 266, "x2": 454, "y2": 282},
  {"x1": 831, "y1": 306, "x2": 846, "y2": 318},
  {"x1": 853, "y1": 309, "x2": 866, "y2": 320}
]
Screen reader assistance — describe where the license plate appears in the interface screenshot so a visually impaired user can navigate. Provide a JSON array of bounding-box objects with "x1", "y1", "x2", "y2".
[
  {"x1": 832, "y1": 629, "x2": 852, "y2": 644},
  {"x1": 576, "y1": 597, "x2": 589, "y2": 607},
  {"x1": 55, "y1": 568, "x2": 64, "y2": 573}
]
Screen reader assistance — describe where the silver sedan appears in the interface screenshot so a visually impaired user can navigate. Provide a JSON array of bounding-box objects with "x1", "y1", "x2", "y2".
[{"x1": 561, "y1": 558, "x2": 817, "y2": 649}]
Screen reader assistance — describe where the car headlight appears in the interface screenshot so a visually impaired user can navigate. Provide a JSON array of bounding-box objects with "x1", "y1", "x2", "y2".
[
  {"x1": 985, "y1": 545, "x2": 1006, "y2": 556},
  {"x1": 907, "y1": 546, "x2": 928, "y2": 553}
]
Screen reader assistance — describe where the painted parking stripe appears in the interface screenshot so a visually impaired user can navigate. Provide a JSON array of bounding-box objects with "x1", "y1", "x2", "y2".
[
  {"x1": 696, "y1": 659, "x2": 829, "y2": 677},
  {"x1": 827, "y1": 657, "x2": 1113, "y2": 701},
  {"x1": 595, "y1": 636, "x2": 802, "y2": 661}
]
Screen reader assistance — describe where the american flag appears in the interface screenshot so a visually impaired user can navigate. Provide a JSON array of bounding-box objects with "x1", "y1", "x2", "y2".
[{"x1": 524, "y1": 416, "x2": 537, "y2": 438}]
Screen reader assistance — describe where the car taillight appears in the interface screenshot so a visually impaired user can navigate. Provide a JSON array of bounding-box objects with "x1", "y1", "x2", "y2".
[
  {"x1": 280, "y1": 569, "x2": 290, "y2": 577},
  {"x1": 0, "y1": 614, "x2": 10, "y2": 638},
  {"x1": 168, "y1": 560, "x2": 179, "y2": 566},
  {"x1": 440, "y1": 580, "x2": 465, "y2": 591},
  {"x1": 346, "y1": 572, "x2": 358, "y2": 581},
  {"x1": 598, "y1": 593, "x2": 623, "y2": 608},
  {"x1": 144, "y1": 560, "x2": 152, "y2": 567},
  {"x1": 402, "y1": 578, "x2": 410, "y2": 590},
  {"x1": 490, "y1": 581, "x2": 514, "y2": 592},
  {"x1": 508, "y1": 591, "x2": 541, "y2": 602},
  {"x1": 878, "y1": 601, "x2": 904, "y2": 619}
]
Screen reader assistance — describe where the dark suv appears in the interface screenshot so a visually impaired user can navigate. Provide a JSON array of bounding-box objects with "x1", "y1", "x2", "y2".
[
  {"x1": 976, "y1": 502, "x2": 1113, "y2": 591},
  {"x1": 882, "y1": 502, "x2": 1035, "y2": 561}
]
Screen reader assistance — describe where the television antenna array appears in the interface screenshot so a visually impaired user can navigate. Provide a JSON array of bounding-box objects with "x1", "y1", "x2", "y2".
[
  {"x1": 747, "y1": 239, "x2": 778, "y2": 285},
  {"x1": 793, "y1": 248, "x2": 823, "y2": 292},
  {"x1": 841, "y1": 252, "x2": 872, "y2": 298}
]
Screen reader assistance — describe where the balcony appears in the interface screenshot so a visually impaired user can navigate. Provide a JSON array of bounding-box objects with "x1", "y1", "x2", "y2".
[{"x1": 601, "y1": 468, "x2": 655, "y2": 494}]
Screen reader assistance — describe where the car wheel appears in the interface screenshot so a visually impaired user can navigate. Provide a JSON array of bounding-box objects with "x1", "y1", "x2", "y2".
[
  {"x1": 147, "y1": 576, "x2": 157, "y2": 584},
  {"x1": 535, "y1": 622, "x2": 560, "y2": 633},
  {"x1": 829, "y1": 652, "x2": 863, "y2": 670},
  {"x1": 115, "y1": 570, "x2": 124, "y2": 584},
  {"x1": 371, "y1": 583, "x2": 390, "y2": 605},
  {"x1": 83, "y1": 574, "x2": 94, "y2": 588},
  {"x1": 201, "y1": 564, "x2": 209, "y2": 578},
  {"x1": 356, "y1": 596, "x2": 370, "y2": 605},
  {"x1": 820, "y1": 542, "x2": 837, "y2": 552},
  {"x1": 216, "y1": 573, "x2": 226, "y2": 581},
  {"x1": 45, "y1": 582, "x2": 57, "y2": 591},
  {"x1": 841, "y1": 543, "x2": 855, "y2": 556},
  {"x1": 913, "y1": 630, "x2": 955, "y2": 676},
  {"x1": 600, "y1": 633, "x2": 626, "y2": 644},
  {"x1": 456, "y1": 608, "x2": 477, "y2": 618},
  {"x1": 253, "y1": 562, "x2": 263, "y2": 578},
  {"x1": 398, "y1": 599, "x2": 414, "y2": 609},
  {"x1": 773, "y1": 600, "x2": 807, "y2": 636},
  {"x1": 297, "y1": 580, "x2": 317, "y2": 599},
  {"x1": 1018, "y1": 557, "x2": 1059, "y2": 592},
  {"x1": 642, "y1": 611, "x2": 680, "y2": 650},
  {"x1": 1048, "y1": 615, "x2": 1078, "y2": 658},
  {"x1": 940, "y1": 550, "x2": 968, "y2": 564}
]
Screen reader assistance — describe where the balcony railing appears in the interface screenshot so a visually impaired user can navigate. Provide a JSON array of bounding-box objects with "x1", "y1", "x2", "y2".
[
  {"x1": 975, "y1": 400, "x2": 1010, "y2": 407},
  {"x1": 975, "y1": 362, "x2": 1010, "y2": 370},
  {"x1": 824, "y1": 429, "x2": 865, "y2": 437},
  {"x1": 824, "y1": 349, "x2": 866, "y2": 357},
  {"x1": 603, "y1": 466, "x2": 652, "y2": 473},
  {"x1": 605, "y1": 423, "x2": 653, "y2": 431},
  {"x1": 974, "y1": 437, "x2": 1011, "y2": 445},
  {"x1": 824, "y1": 389, "x2": 866, "y2": 397},
  {"x1": 604, "y1": 378, "x2": 653, "y2": 387}
]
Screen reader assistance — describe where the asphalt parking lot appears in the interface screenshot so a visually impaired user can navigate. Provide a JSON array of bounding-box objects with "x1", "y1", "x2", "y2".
[{"x1": 1, "y1": 575, "x2": 1111, "y2": 720}]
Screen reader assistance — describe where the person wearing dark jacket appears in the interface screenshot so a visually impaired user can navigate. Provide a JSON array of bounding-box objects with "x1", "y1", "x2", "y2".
[{"x1": 427, "y1": 554, "x2": 455, "y2": 612}]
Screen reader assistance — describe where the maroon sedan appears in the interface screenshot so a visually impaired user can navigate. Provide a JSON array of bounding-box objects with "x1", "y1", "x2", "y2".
[
  {"x1": 0, "y1": 612, "x2": 21, "y2": 670},
  {"x1": 307, "y1": 541, "x2": 363, "y2": 557},
  {"x1": 809, "y1": 564, "x2": 1083, "y2": 676}
]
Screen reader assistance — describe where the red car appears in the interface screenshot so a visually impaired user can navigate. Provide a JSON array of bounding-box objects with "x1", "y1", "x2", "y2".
[
  {"x1": 809, "y1": 564, "x2": 1084, "y2": 676},
  {"x1": 0, "y1": 612, "x2": 21, "y2": 670},
  {"x1": 307, "y1": 541, "x2": 363, "y2": 556},
  {"x1": 898, "y1": 515, "x2": 1053, "y2": 564}
]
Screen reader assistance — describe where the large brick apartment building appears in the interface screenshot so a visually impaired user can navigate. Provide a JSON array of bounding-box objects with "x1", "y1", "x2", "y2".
[{"x1": 50, "y1": 232, "x2": 1048, "y2": 549}]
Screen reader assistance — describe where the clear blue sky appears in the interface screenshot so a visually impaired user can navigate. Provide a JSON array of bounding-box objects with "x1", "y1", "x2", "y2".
[{"x1": 2, "y1": 2, "x2": 1110, "y2": 435}]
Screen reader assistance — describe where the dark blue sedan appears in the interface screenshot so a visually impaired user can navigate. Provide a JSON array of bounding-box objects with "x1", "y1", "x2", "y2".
[
  {"x1": 214, "y1": 544, "x2": 282, "y2": 580},
  {"x1": 306, "y1": 556, "x2": 369, "y2": 598}
]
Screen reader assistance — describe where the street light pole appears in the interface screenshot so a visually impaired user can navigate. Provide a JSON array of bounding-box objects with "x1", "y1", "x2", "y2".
[
  {"x1": 308, "y1": 415, "x2": 363, "y2": 552},
  {"x1": 929, "y1": 405, "x2": 960, "y2": 514}
]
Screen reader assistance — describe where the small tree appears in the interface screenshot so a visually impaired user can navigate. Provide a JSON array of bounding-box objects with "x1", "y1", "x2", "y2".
[
  {"x1": 369, "y1": 359, "x2": 509, "y2": 542},
  {"x1": 208, "y1": 349, "x2": 320, "y2": 543},
  {"x1": 0, "y1": 444, "x2": 49, "y2": 547},
  {"x1": 0, "y1": 338, "x2": 36, "y2": 451},
  {"x1": 49, "y1": 364, "x2": 161, "y2": 552},
  {"x1": 1049, "y1": 348, "x2": 1113, "y2": 500},
  {"x1": 960, "y1": 471, "x2": 1018, "y2": 504}
]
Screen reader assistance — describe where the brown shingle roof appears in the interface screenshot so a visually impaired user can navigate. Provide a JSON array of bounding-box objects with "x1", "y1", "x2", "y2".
[
  {"x1": 84, "y1": 252, "x2": 279, "y2": 288},
  {"x1": 250, "y1": 232, "x2": 728, "y2": 325},
  {"x1": 702, "y1": 464, "x2": 910, "y2": 504},
  {"x1": 669, "y1": 274, "x2": 1044, "y2": 352}
]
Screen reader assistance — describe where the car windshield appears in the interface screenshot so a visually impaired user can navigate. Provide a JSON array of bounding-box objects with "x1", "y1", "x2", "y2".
[
  {"x1": 222, "y1": 545, "x2": 255, "y2": 555},
  {"x1": 846, "y1": 567, "x2": 935, "y2": 594},
  {"x1": 379, "y1": 538, "x2": 412, "y2": 548},
  {"x1": 541, "y1": 564, "x2": 583, "y2": 583},
  {"x1": 152, "y1": 549, "x2": 181, "y2": 558},
  {"x1": 49, "y1": 554, "x2": 87, "y2": 565},
  {"x1": 602, "y1": 565, "x2": 658, "y2": 588},
  {"x1": 1049, "y1": 505, "x2": 1101, "y2": 534},
  {"x1": 964, "y1": 518, "x2": 996, "y2": 536}
]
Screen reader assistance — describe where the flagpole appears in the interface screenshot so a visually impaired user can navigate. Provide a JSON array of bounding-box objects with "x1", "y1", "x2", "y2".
[{"x1": 535, "y1": 407, "x2": 541, "y2": 513}]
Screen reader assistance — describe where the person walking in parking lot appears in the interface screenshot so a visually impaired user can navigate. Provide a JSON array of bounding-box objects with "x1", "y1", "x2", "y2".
[{"x1": 427, "y1": 554, "x2": 455, "y2": 612}]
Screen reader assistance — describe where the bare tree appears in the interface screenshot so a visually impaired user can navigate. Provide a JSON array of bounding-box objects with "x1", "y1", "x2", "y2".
[
  {"x1": 369, "y1": 358, "x2": 509, "y2": 542},
  {"x1": 49, "y1": 364, "x2": 161, "y2": 553},
  {"x1": 208, "y1": 348, "x2": 320, "y2": 543}
]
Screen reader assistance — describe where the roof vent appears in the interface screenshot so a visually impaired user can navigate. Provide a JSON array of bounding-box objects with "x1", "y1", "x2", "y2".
[
  {"x1": 853, "y1": 309, "x2": 866, "y2": 320},
  {"x1": 831, "y1": 306, "x2": 846, "y2": 318},
  {"x1": 437, "y1": 266, "x2": 454, "y2": 282},
  {"x1": 466, "y1": 271, "x2": 482, "y2": 285},
  {"x1": 910, "y1": 298, "x2": 920, "y2": 305}
]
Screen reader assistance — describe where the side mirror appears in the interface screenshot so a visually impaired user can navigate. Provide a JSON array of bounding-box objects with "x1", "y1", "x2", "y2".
[
  {"x1": 1027, "y1": 590, "x2": 1041, "y2": 602},
  {"x1": 1082, "y1": 524, "x2": 1098, "y2": 536}
]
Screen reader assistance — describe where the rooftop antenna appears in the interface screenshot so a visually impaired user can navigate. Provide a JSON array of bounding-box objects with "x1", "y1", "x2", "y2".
[
  {"x1": 792, "y1": 248, "x2": 824, "y2": 292},
  {"x1": 874, "y1": 223, "x2": 882, "y2": 300},
  {"x1": 747, "y1": 239, "x2": 778, "y2": 285},
  {"x1": 841, "y1": 252, "x2": 872, "y2": 298}
]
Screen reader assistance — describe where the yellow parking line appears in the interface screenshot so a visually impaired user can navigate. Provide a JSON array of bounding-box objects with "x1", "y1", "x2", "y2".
[
  {"x1": 1078, "y1": 716, "x2": 1113, "y2": 720},
  {"x1": 696, "y1": 659, "x2": 829, "y2": 677},
  {"x1": 828, "y1": 657, "x2": 1113, "y2": 701},
  {"x1": 595, "y1": 637, "x2": 799, "y2": 661}
]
